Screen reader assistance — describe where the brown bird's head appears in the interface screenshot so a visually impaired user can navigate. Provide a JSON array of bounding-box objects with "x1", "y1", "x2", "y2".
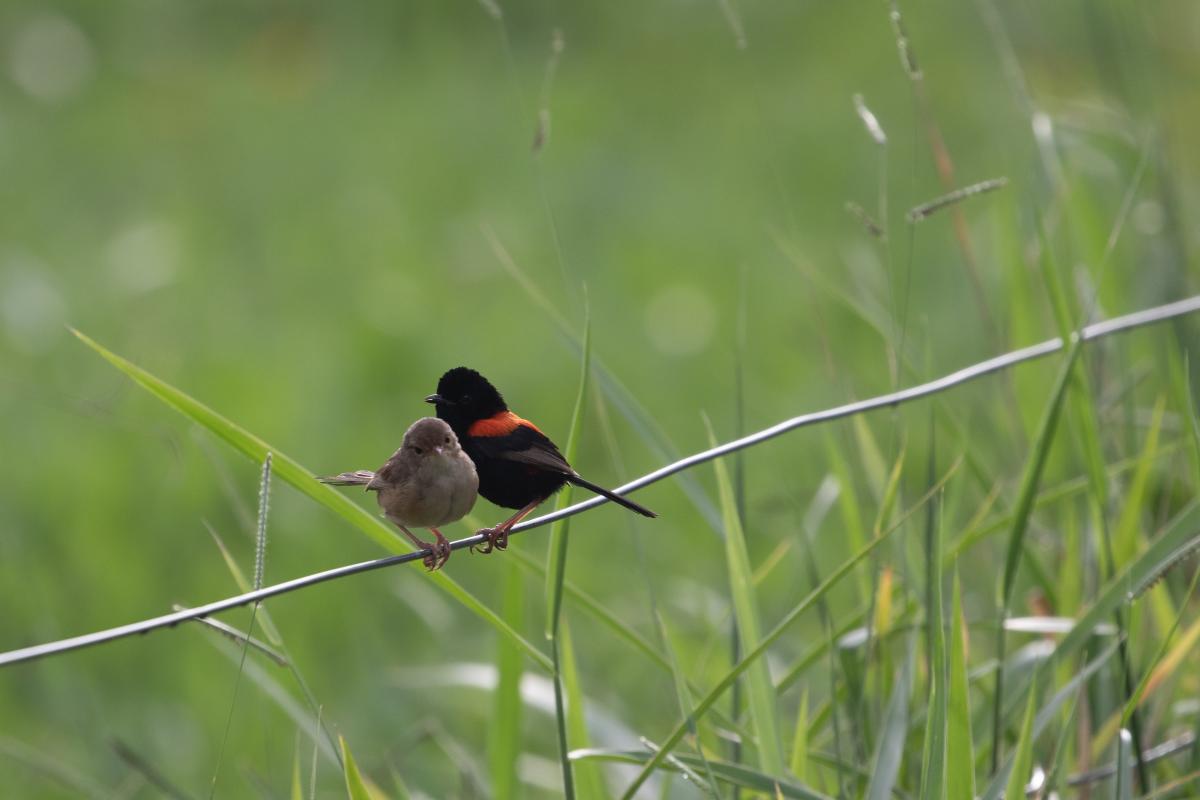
[
  {"x1": 425, "y1": 367, "x2": 507, "y2": 437},
  {"x1": 402, "y1": 416, "x2": 463, "y2": 458}
]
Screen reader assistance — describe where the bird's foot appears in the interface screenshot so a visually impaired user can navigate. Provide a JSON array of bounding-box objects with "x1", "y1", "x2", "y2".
[
  {"x1": 422, "y1": 529, "x2": 452, "y2": 571},
  {"x1": 470, "y1": 525, "x2": 509, "y2": 555}
]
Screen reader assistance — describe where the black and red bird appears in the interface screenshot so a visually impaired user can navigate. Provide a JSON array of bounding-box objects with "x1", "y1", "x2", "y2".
[{"x1": 425, "y1": 367, "x2": 656, "y2": 552}]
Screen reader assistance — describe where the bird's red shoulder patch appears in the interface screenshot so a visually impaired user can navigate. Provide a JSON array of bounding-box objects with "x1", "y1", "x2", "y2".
[{"x1": 468, "y1": 411, "x2": 542, "y2": 438}]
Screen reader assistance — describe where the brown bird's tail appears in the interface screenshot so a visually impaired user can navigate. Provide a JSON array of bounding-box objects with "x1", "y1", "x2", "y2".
[
  {"x1": 565, "y1": 473, "x2": 656, "y2": 518},
  {"x1": 318, "y1": 470, "x2": 376, "y2": 486}
]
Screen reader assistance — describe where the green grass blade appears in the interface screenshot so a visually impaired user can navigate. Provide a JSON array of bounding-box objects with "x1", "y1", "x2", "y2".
[
  {"x1": 206, "y1": 523, "x2": 284, "y2": 646},
  {"x1": 1113, "y1": 396, "x2": 1166, "y2": 566},
  {"x1": 204, "y1": 523, "x2": 341, "y2": 769},
  {"x1": 574, "y1": 750, "x2": 834, "y2": 800},
  {"x1": 919, "y1": 496, "x2": 947, "y2": 800},
  {"x1": 619, "y1": 457, "x2": 960, "y2": 799},
  {"x1": 71, "y1": 328, "x2": 552, "y2": 674},
  {"x1": 789, "y1": 689, "x2": 809, "y2": 781},
  {"x1": 992, "y1": 334, "x2": 1082, "y2": 769},
  {"x1": 1040, "y1": 685, "x2": 1080, "y2": 797},
  {"x1": 1053, "y1": 500, "x2": 1200, "y2": 662},
  {"x1": 979, "y1": 638, "x2": 1121, "y2": 800},
  {"x1": 1119, "y1": 557, "x2": 1200, "y2": 731},
  {"x1": 561, "y1": 619, "x2": 608, "y2": 798},
  {"x1": 339, "y1": 736, "x2": 374, "y2": 800},
  {"x1": 546, "y1": 313, "x2": 590, "y2": 636},
  {"x1": 1036, "y1": 216, "x2": 1075, "y2": 343},
  {"x1": 774, "y1": 608, "x2": 869, "y2": 695},
  {"x1": 545, "y1": 310, "x2": 591, "y2": 800},
  {"x1": 866, "y1": 644, "x2": 913, "y2": 800},
  {"x1": 825, "y1": 432, "x2": 870, "y2": 600},
  {"x1": 997, "y1": 336, "x2": 1082, "y2": 607},
  {"x1": 292, "y1": 739, "x2": 304, "y2": 800},
  {"x1": 1008, "y1": 334, "x2": 1084, "y2": 583},
  {"x1": 1002, "y1": 674, "x2": 1037, "y2": 800},
  {"x1": 393, "y1": 767, "x2": 417, "y2": 800},
  {"x1": 706, "y1": 415, "x2": 785, "y2": 775},
  {"x1": 873, "y1": 441, "x2": 907, "y2": 535},
  {"x1": 490, "y1": 560, "x2": 525, "y2": 800},
  {"x1": 653, "y1": 608, "x2": 721, "y2": 796},
  {"x1": 853, "y1": 415, "x2": 889, "y2": 501},
  {"x1": 390, "y1": 770, "x2": 412, "y2": 800},
  {"x1": 1187, "y1": 354, "x2": 1200, "y2": 481},
  {"x1": 1113, "y1": 729, "x2": 1134, "y2": 800},
  {"x1": 945, "y1": 573, "x2": 975, "y2": 799}
]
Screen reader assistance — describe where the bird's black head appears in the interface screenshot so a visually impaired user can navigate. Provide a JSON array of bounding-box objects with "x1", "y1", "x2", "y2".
[{"x1": 425, "y1": 367, "x2": 508, "y2": 436}]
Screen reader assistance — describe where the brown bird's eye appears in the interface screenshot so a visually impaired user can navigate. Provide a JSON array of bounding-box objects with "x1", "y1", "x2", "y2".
[
  {"x1": 413, "y1": 446, "x2": 423, "y2": 455},
  {"x1": 444, "y1": 436, "x2": 450, "y2": 444}
]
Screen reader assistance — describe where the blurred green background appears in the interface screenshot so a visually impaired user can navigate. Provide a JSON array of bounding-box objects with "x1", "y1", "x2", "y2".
[{"x1": 2, "y1": 1, "x2": 1199, "y2": 797}]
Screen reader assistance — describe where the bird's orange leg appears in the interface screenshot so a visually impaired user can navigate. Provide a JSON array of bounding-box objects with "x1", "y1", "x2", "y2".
[
  {"x1": 397, "y1": 525, "x2": 452, "y2": 571},
  {"x1": 472, "y1": 500, "x2": 542, "y2": 554}
]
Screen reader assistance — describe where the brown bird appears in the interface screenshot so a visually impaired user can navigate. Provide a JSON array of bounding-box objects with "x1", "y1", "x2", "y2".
[{"x1": 318, "y1": 417, "x2": 478, "y2": 570}]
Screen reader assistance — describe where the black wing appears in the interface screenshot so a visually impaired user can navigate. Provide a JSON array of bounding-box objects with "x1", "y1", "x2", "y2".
[{"x1": 470, "y1": 425, "x2": 574, "y2": 475}]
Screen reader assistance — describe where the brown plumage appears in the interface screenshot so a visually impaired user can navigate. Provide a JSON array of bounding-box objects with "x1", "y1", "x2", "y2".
[{"x1": 318, "y1": 417, "x2": 478, "y2": 571}]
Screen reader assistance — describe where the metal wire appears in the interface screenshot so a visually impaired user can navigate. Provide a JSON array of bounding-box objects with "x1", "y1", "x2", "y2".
[{"x1": 2, "y1": 294, "x2": 1199, "y2": 668}]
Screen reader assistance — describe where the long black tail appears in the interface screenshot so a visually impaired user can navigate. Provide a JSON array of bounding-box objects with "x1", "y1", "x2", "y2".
[
  {"x1": 317, "y1": 470, "x2": 375, "y2": 487},
  {"x1": 565, "y1": 473, "x2": 656, "y2": 518}
]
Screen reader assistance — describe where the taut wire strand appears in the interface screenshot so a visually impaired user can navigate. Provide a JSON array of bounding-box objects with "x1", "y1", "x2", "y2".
[{"x1": 2, "y1": 294, "x2": 1199, "y2": 668}]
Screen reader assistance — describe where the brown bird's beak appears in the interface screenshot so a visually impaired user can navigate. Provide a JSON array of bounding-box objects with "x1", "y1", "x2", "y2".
[{"x1": 424, "y1": 393, "x2": 446, "y2": 405}]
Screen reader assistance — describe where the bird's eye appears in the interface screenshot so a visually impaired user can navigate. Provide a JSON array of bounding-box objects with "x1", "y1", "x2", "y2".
[
  {"x1": 444, "y1": 436, "x2": 451, "y2": 444},
  {"x1": 413, "y1": 446, "x2": 423, "y2": 455}
]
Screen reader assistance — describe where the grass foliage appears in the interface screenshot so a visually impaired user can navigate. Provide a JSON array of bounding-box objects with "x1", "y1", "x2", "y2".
[{"x1": 2, "y1": 2, "x2": 1200, "y2": 799}]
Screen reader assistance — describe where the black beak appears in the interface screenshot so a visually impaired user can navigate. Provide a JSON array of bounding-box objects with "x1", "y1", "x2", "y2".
[{"x1": 425, "y1": 394, "x2": 447, "y2": 405}]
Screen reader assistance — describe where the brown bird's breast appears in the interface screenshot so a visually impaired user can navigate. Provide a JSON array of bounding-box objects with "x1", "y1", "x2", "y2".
[{"x1": 376, "y1": 452, "x2": 478, "y2": 528}]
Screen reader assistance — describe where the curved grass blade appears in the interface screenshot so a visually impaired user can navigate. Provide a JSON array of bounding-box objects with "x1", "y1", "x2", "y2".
[
  {"x1": 919, "y1": 496, "x2": 947, "y2": 800},
  {"x1": 992, "y1": 334, "x2": 1082, "y2": 770},
  {"x1": 979, "y1": 638, "x2": 1121, "y2": 800},
  {"x1": 1113, "y1": 397, "x2": 1166, "y2": 566},
  {"x1": 945, "y1": 573, "x2": 975, "y2": 799},
  {"x1": 1114, "y1": 729, "x2": 1134, "y2": 800},
  {"x1": 789, "y1": 689, "x2": 809, "y2": 781},
  {"x1": 1086, "y1": 561, "x2": 1200, "y2": 756},
  {"x1": 204, "y1": 525, "x2": 342, "y2": 768},
  {"x1": 706, "y1": 415, "x2": 785, "y2": 775},
  {"x1": 339, "y1": 736, "x2": 378, "y2": 800},
  {"x1": 653, "y1": 608, "x2": 721, "y2": 797},
  {"x1": 545, "y1": 310, "x2": 591, "y2": 800},
  {"x1": 71, "y1": 328, "x2": 552, "y2": 673},
  {"x1": 561, "y1": 619, "x2": 607, "y2": 798},
  {"x1": 1002, "y1": 673, "x2": 1037, "y2": 800},
  {"x1": 292, "y1": 738, "x2": 304, "y2": 800},
  {"x1": 1053, "y1": 500, "x2": 1200, "y2": 663},
  {"x1": 490, "y1": 561, "x2": 524, "y2": 800},
  {"x1": 867, "y1": 643, "x2": 913, "y2": 800}
]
